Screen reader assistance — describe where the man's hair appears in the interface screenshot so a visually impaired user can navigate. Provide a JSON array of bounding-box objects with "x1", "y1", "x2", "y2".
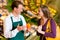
[{"x1": 11, "y1": 1, "x2": 24, "y2": 10}]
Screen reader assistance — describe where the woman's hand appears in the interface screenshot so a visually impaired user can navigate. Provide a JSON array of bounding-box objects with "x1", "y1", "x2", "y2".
[
  {"x1": 37, "y1": 25, "x2": 45, "y2": 34},
  {"x1": 38, "y1": 25, "x2": 42, "y2": 31}
]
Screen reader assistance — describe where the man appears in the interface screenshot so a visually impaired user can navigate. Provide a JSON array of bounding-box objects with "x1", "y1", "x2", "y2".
[{"x1": 4, "y1": 1, "x2": 26, "y2": 40}]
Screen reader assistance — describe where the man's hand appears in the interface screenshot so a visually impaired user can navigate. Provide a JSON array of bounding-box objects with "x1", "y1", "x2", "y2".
[{"x1": 17, "y1": 24, "x2": 23, "y2": 31}]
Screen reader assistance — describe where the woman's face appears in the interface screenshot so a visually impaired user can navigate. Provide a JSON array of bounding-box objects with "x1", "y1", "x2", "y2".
[{"x1": 38, "y1": 8, "x2": 44, "y2": 17}]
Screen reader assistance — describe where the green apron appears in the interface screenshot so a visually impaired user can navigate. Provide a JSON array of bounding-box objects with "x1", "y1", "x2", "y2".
[{"x1": 9, "y1": 17, "x2": 24, "y2": 40}]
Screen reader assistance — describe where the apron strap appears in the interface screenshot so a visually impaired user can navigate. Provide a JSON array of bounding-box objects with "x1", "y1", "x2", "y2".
[
  {"x1": 10, "y1": 17, "x2": 23, "y2": 31},
  {"x1": 10, "y1": 17, "x2": 14, "y2": 31},
  {"x1": 10, "y1": 17, "x2": 13, "y2": 25}
]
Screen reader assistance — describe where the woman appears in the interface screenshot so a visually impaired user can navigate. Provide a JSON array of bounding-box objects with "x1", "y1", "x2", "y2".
[
  {"x1": 37, "y1": 5, "x2": 56, "y2": 40},
  {"x1": 4, "y1": 1, "x2": 26, "y2": 40}
]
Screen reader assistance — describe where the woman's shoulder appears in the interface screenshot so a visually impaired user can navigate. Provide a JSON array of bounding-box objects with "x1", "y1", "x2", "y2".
[
  {"x1": 49, "y1": 18, "x2": 56, "y2": 25},
  {"x1": 50, "y1": 18, "x2": 55, "y2": 22}
]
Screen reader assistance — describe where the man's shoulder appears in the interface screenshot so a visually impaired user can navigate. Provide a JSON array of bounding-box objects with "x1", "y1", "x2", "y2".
[
  {"x1": 19, "y1": 15, "x2": 24, "y2": 18},
  {"x1": 5, "y1": 14, "x2": 11, "y2": 20}
]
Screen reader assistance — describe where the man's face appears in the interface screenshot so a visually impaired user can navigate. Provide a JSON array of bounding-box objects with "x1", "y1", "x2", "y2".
[{"x1": 15, "y1": 4, "x2": 23, "y2": 14}]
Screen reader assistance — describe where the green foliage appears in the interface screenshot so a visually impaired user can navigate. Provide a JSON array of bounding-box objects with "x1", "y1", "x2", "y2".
[
  {"x1": 5, "y1": 0, "x2": 14, "y2": 12},
  {"x1": 54, "y1": 13, "x2": 60, "y2": 26},
  {"x1": 21, "y1": 13, "x2": 38, "y2": 25},
  {"x1": 46, "y1": 0, "x2": 60, "y2": 26}
]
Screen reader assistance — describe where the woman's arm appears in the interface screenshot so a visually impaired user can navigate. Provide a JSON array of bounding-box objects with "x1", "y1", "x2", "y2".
[{"x1": 44, "y1": 19, "x2": 56, "y2": 38}]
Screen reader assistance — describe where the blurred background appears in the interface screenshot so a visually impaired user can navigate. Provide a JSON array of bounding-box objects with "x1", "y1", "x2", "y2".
[{"x1": 0, "y1": 0, "x2": 60, "y2": 40}]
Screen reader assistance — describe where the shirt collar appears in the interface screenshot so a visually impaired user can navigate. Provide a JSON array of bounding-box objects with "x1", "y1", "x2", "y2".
[{"x1": 10, "y1": 13, "x2": 20, "y2": 18}]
